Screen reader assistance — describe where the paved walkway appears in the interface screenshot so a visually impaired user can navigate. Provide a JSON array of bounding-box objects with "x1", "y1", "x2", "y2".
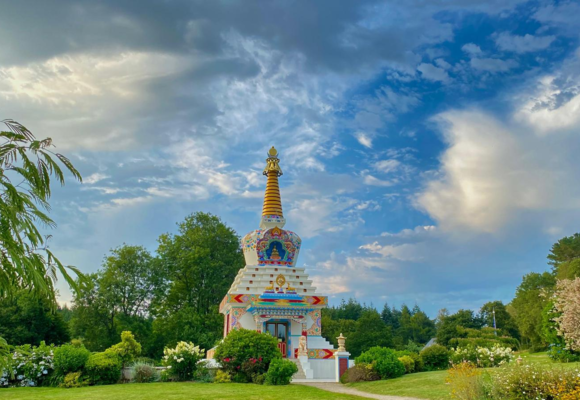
[{"x1": 296, "y1": 382, "x2": 422, "y2": 400}]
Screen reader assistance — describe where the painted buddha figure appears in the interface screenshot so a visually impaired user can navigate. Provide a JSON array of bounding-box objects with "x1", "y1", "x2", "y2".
[{"x1": 270, "y1": 246, "x2": 281, "y2": 260}]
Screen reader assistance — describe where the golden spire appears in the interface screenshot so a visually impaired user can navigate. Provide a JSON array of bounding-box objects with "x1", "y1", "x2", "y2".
[{"x1": 262, "y1": 146, "x2": 283, "y2": 217}]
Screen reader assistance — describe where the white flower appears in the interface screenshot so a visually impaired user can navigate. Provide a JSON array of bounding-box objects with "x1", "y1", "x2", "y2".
[{"x1": 167, "y1": 366, "x2": 172, "y2": 369}]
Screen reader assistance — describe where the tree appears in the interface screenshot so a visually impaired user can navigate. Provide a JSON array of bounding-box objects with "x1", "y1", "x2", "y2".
[
  {"x1": 153, "y1": 212, "x2": 244, "y2": 352},
  {"x1": 548, "y1": 233, "x2": 580, "y2": 279},
  {"x1": 553, "y1": 277, "x2": 580, "y2": 351},
  {"x1": 347, "y1": 310, "x2": 393, "y2": 357},
  {"x1": 480, "y1": 301, "x2": 519, "y2": 339},
  {"x1": 0, "y1": 289, "x2": 70, "y2": 346},
  {"x1": 0, "y1": 119, "x2": 82, "y2": 303},
  {"x1": 71, "y1": 245, "x2": 159, "y2": 353},
  {"x1": 436, "y1": 309, "x2": 484, "y2": 347},
  {"x1": 510, "y1": 272, "x2": 555, "y2": 350},
  {"x1": 408, "y1": 308, "x2": 436, "y2": 344}
]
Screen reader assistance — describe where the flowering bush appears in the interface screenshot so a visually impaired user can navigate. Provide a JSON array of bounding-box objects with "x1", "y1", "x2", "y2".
[
  {"x1": 553, "y1": 278, "x2": 580, "y2": 351},
  {"x1": 214, "y1": 329, "x2": 280, "y2": 383},
  {"x1": 488, "y1": 363, "x2": 580, "y2": 400},
  {"x1": 446, "y1": 361, "x2": 485, "y2": 400},
  {"x1": 162, "y1": 341, "x2": 204, "y2": 381},
  {"x1": 450, "y1": 344, "x2": 513, "y2": 368},
  {"x1": 0, "y1": 342, "x2": 55, "y2": 387}
]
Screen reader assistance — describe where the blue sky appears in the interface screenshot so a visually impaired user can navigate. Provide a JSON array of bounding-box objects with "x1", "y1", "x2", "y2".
[{"x1": 2, "y1": 0, "x2": 580, "y2": 316}]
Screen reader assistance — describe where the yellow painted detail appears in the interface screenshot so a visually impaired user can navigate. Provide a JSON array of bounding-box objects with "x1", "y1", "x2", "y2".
[{"x1": 262, "y1": 146, "x2": 284, "y2": 217}]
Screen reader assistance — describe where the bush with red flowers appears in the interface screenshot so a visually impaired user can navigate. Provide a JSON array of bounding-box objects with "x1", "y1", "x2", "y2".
[{"x1": 214, "y1": 329, "x2": 280, "y2": 383}]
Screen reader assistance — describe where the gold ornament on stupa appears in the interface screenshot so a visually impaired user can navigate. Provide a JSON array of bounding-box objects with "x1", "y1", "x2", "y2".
[{"x1": 262, "y1": 146, "x2": 283, "y2": 217}]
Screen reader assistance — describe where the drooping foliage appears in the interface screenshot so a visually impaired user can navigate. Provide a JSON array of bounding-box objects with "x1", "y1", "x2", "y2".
[{"x1": 0, "y1": 119, "x2": 82, "y2": 303}]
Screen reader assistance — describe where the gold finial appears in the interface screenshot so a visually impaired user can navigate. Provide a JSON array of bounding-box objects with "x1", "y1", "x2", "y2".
[
  {"x1": 262, "y1": 145, "x2": 284, "y2": 217},
  {"x1": 263, "y1": 146, "x2": 282, "y2": 177}
]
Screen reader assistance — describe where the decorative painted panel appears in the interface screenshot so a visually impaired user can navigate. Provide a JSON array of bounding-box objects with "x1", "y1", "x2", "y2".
[
  {"x1": 230, "y1": 308, "x2": 247, "y2": 330},
  {"x1": 307, "y1": 310, "x2": 322, "y2": 336}
]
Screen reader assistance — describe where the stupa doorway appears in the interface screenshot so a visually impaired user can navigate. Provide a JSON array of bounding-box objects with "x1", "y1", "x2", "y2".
[{"x1": 266, "y1": 322, "x2": 288, "y2": 357}]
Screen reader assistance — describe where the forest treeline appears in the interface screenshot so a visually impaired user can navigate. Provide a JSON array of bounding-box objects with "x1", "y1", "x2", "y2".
[{"x1": 1, "y1": 212, "x2": 579, "y2": 359}]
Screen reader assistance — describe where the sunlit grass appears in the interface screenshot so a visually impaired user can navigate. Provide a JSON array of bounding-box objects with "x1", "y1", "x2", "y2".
[
  {"x1": 0, "y1": 382, "x2": 363, "y2": 400},
  {"x1": 350, "y1": 351, "x2": 580, "y2": 400}
]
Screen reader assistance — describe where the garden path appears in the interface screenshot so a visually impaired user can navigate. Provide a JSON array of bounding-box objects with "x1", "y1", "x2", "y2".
[{"x1": 296, "y1": 382, "x2": 422, "y2": 400}]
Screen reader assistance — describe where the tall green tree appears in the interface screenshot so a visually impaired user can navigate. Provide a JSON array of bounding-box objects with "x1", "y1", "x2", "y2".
[
  {"x1": 347, "y1": 310, "x2": 393, "y2": 357},
  {"x1": 509, "y1": 272, "x2": 555, "y2": 350},
  {"x1": 480, "y1": 301, "x2": 519, "y2": 339},
  {"x1": 548, "y1": 233, "x2": 580, "y2": 279},
  {"x1": 0, "y1": 289, "x2": 70, "y2": 346},
  {"x1": 152, "y1": 212, "x2": 244, "y2": 353},
  {"x1": 71, "y1": 245, "x2": 159, "y2": 353},
  {"x1": 0, "y1": 119, "x2": 82, "y2": 303},
  {"x1": 436, "y1": 309, "x2": 484, "y2": 347}
]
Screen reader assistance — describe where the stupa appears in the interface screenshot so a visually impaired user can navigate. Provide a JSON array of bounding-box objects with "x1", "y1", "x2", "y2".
[{"x1": 217, "y1": 146, "x2": 347, "y2": 380}]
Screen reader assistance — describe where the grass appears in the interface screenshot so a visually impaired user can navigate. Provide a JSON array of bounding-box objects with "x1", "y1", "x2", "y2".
[
  {"x1": 0, "y1": 382, "x2": 365, "y2": 400},
  {"x1": 350, "y1": 370, "x2": 449, "y2": 400},
  {"x1": 350, "y1": 352, "x2": 580, "y2": 400}
]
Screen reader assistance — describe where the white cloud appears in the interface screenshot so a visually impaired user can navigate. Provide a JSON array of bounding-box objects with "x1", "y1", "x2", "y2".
[
  {"x1": 381, "y1": 225, "x2": 437, "y2": 238},
  {"x1": 374, "y1": 159, "x2": 401, "y2": 173},
  {"x1": 363, "y1": 174, "x2": 394, "y2": 187},
  {"x1": 416, "y1": 109, "x2": 580, "y2": 232},
  {"x1": 470, "y1": 57, "x2": 518, "y2": 72},
  {"x1": 84, "y1": 173, "x2": 109, "y2": 184},
  {"x1": 355, "y1": 132, "x2": 373, "y2": 148},
  {"x1": 462, "y1": 43, "x2": 482, "y2": 55},
  {"x1": 417, "y1": 63, "x2": 450, "y2": 83},
  {"x1": 495, "y1": 32, "x2": 556, "y2": 53}
]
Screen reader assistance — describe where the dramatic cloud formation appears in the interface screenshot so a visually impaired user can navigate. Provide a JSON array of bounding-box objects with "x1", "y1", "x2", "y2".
[{"x1": 1, "y1": 0, "x2": 579, "y2": 315}]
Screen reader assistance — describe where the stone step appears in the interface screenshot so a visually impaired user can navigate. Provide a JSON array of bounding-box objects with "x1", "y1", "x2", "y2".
[{"x1": 290, "y1": 359, "x2": 306, "y2": 380}]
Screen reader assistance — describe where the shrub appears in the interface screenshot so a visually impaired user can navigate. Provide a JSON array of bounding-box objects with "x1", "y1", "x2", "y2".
[
  {"x1": 85, "y1": 352, "x2": 122, "y2": 385},
  {"x1": 106, "y1": 331, "x2": 142, "y2": 368},
  {"x1": 264, "y1": 358, "x2": 298, "y2": 385},
  {"x1": 1, "y1": 342, "x2": 55, "y2": 387},
  {"x1": 420, "y1": 344, "x2": 449, "y2": 371},
  {"x1": 340, "y1": 363, "x2": 380, "y2": 383},
  {"x1": 54, "y1": 344, "x2": 90, "y2": 375},
  {"x1": 253, "y1": 373, "x2": 266, "y2": 385},
  {"x1": 398, "y1": 355, "x2": 415, "y2": 374},
  {"x1": 449, "y1": 337, "x2": 519, "y2": 351},
  {"x1": 451, "y1": 344, "x2": 513, "y2": 368},
  {"x1": 192, "y1": 360, "x2": 214, "y2": 383},
  {"x1": 214, "y1": 370, "x2": 231, "y2": 383},
  {"x1": 405, "y1": 341, "x2": 423, "y2": 353},
  {"x1": 356, "y1": 347, "x2": 405, "y2": 379},
  {"x1": 547, "y1": 342, "x2": 580, "y2": 362},
  {"x1": 59, "y1": 372, "x2": 87, "y2": 388},
  {"x1": 395, "y1": 350, "x2": 423, "y2": 372},
  {"x1": 445, "y1": 362, "x2": 485, "y2": 400},
  {"x1": 162, "y1": 341, "x2": 204, "y2": 381},
  {"x1": 130, "y1": 361, "x2": 160, "y2": 383},
  {"x1": 488, "y1": 363, "x2": 580, "y2": 399},
  {"x1": 214, "y1": 329, "x2": 280, "y2": 383}
]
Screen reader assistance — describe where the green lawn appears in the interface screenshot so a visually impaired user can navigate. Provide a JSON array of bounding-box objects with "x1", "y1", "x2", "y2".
[
  {"x1": 350, "y1": 370, "x2": 449, "y2": 400},
  {"x1": 350, "y1": 352, "x2": 580, "y2": 400},
  {"x1": 0, "y1": 382, "x2": 363, "y2": 400}
]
